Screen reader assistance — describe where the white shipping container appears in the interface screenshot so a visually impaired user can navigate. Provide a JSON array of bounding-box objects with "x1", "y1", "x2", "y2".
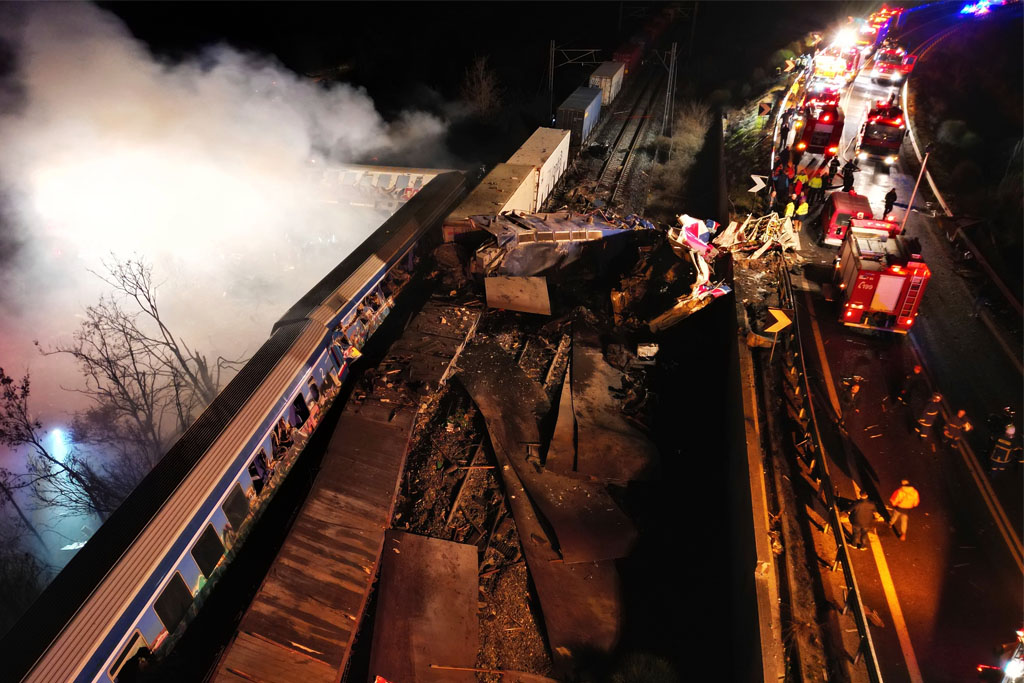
[
  {"x1": 507, "y1": 128, "x2": 571, "y2": 212},
  {"x1": 589, "y1": 62, "x2": 625, "y2": 105},
  {"x1": 442, "y1": 163, "x2": 535, "y2": 241}
]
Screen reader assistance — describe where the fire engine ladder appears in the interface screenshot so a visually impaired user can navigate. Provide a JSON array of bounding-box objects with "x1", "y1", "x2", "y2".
[{"x1": 897, "y1": 275, "x2": 925, "y2": 318}]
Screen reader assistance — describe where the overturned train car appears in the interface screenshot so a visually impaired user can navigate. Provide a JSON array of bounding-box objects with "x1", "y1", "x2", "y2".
[{"x1": 0, "y1": 172, "x2": 467, "y2": 683}]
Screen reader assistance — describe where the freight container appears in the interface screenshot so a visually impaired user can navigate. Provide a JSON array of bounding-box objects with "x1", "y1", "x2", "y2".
[
  {"x1": 556, "y1": 86, "x2": 602, "y2": 153},
  {"x1": 612, "y1": 43, "x2": 644, "y2": 75},
  {"x1": 507, "y1": 127, "x2": 571, "y2": 212},
  {"x1": 442, "y1": 163, "x2": 535, "y2": 242},
  {"x1": 589, "y1": 62, "x2": 625, "y2": 105}
]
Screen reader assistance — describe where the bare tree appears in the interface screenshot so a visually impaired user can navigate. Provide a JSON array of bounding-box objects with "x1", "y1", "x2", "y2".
[
  {"x1": 0, "y1": 368, "x2": 118, "y2": 518},
  {"x1": 460, "y1": 55, "x2": 502, "y2": 118},
  {"x1": 42, "y1": 257, "x2": 245, "y2": 469},
  {"x1": 0, "y1": 514, "x2": 49, "y2": 637}
]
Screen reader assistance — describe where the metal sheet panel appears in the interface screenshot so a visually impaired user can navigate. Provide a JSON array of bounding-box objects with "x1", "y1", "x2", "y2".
[{"x1": 484, "y1": 276, "x2": 551, "y2": 315}]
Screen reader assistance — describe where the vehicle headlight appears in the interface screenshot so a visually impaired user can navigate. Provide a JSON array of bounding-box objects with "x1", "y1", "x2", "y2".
[
  {"x1": 858, "y1": 152, "x2": 869, "y2": 161},
  {"x1": 1005, "y1": 658, "x2": 1024, "y2": 679},
  {"x1": 885, "y1": 156, "x2": 896, "y2": 165}
]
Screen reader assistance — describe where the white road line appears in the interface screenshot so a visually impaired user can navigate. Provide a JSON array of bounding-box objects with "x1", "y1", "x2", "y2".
[{"x1": 868, "y1": 530, "x2": 925, "y2": 683}]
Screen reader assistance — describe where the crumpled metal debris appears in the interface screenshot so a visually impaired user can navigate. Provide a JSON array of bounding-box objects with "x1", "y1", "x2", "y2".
[{"x1": 714, "y1": 212, "x2": 801, "y2": 254}]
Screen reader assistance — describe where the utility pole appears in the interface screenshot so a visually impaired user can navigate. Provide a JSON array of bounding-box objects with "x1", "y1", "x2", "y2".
[
  {"x1": 900, "y1": 143, "x2": 934, "y2": 234},
  {"x1": 688, "y1": 1, "x2": 699, "y2": 59},
  {"x1": 662, "y1": 42, "x2": 678, "y2": 137},
  {"x1": 549, "y1": 39, "x2": 555, "y2": 123}
]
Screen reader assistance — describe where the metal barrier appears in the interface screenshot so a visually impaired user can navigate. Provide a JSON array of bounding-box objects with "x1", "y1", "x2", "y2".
[{"x1": 772, "y1": 256, "x2": 885, "y2": 682}]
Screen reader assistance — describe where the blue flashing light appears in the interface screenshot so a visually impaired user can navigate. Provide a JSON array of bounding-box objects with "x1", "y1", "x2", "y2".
[{"x1": 960, "y1": 0, "x2": 992, "y2": 14}]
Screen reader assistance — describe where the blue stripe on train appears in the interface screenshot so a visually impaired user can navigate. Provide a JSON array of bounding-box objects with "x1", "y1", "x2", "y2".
[{"x1": 78, "y1": 243, "x2": 417, "y2": 681}]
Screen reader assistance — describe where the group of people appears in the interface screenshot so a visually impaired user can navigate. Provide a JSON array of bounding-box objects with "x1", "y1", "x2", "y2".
[
  {"x1": 846, "y1": 480, "x2": 921, "y2": 548},
  {"x1": 842, "y1": 365, "x2": 1021, "y2": 549},
  {"x1": 898, "y1": 365, "x2": 1021, "y2": 472},
  {"x1": 770, "y1": 163, "x2": 822, "y2": 231}
]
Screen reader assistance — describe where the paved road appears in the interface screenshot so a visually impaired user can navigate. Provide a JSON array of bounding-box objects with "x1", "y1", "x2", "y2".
[{"x1": 778, "y1": 4, "x2": 1023, "y2": 679}]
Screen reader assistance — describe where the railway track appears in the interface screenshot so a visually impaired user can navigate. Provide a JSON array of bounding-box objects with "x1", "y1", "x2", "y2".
[{"x1": 595, "y1": 71, "x2": 664, "y2": 206}]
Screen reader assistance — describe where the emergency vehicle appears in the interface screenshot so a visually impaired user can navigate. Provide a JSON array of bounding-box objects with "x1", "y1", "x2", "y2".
[
  {"x1": 871, "y1": 45, "x2": 916, "y2": 84},
  {"x1": 801, "y1": 78, "x2": 842, "y2": 112},
  {"x1": 813, "y1": 45, "x2": 860, "y2": 83},
  {"x1": 856, "y1": 100, "x2": 907, "y2": 165},
  {"x1": 795, "y1": 104, "x2": 844, "y2": 158},
  {"x1": 834, "y1": 227, "x2": 930, "y2": 334}
]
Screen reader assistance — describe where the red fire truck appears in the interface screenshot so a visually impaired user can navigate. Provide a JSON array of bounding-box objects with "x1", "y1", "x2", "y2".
[
  {"x1": 856, "y1": 100, "x2": 907, "y2": 166},
  {"x1": 813, "y1": 45, "x2": 861, "y2": 83},
  {"x1": 795, "y1": 104, "x2": 844, "y2": 158},
  {"x1": 801, "y1": 77, "x2": 842, "y2": 112},
  {"x1": 871, "y1": 45, "x2": 916, "y2": 85},
  {"x1": 834, "y1": 226, "x2": 930, "y2": 334}
]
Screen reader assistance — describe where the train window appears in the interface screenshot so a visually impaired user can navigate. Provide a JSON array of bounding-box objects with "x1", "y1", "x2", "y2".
[
  {"x1": 292, "y1": 393, "x2": 310, "y2": 427},
  {"x1": 190, "y1": 524, "x2": 225, "y2": 579},
  {"x1": 221, "y1": 483, "x2": 250, "y2": 530},
  {"x1": 154, "y1": 572, "x2": 192, "y2": 635},
  {"x1": 109, "y1": 630, "x2": 148, "y2": 680}
]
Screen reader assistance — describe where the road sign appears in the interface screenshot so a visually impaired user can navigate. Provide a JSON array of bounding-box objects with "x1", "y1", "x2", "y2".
[
  {"x1": 810, "y1": 33, "x2": 823, "y2": 46},
  {"x1": 784, "y1": 59, "x2": 796, "y2": 73},
  {"x1": 765, "y1": 307, "x2": 794, "y2": 334},
  {"x1": 748, "y1": 175, "x2": 768, "y2": 193},
  {"x1": 758, "y1": 101, "x2": 771, "y2": 117}
]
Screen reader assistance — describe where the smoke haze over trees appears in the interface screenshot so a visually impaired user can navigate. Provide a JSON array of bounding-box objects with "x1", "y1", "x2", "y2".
[{"x1": 0, "y1": 1, "x2": 457, "y2": 615}]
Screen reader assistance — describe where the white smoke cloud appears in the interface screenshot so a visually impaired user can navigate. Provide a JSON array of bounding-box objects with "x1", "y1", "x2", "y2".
[{"x1": 0, "y1": 2, "x2": 451, "y2": 427}]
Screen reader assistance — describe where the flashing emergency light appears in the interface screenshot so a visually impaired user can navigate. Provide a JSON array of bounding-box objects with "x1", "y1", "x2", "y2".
[
  {"x1": 856, "y1": 211, "x2": 865, "y2": 219},
  {"x1": 834, "y1": 28, "x2": 857, "y2": 48},
  {"x1": 885, "y1": 156, "x2": 897, "y2": 165},
  {"x1": 828, "y1": 146, "x2": 839, "y2": 154},
  {"x1": 821, "y1": 113, "x2": 832, "y2": 122},
  {"x1": 902, "y1": 318, "x2": 914, "y2": 327},
  {"x1": 796, "y1": 142, "x2": 807, "y2": 150}
]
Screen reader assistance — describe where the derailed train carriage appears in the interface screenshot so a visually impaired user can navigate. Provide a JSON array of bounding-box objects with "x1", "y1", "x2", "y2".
[{"x1": 0, "y1": 172, "x2": 467, "y2": 683}]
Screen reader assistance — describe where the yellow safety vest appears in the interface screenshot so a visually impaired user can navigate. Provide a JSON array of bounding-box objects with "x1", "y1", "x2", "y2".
[
  {"x1": 808, "y1": 176, "x2": 823, "y2": 189},
  {"x1": 795, "y1": 173, "x2": 809, "y2": 184},
  {"x1": 784, "y1": 202, "x2": 795, "y2": 217},
  {"x1": 796, "y1": 202, "x2": 809, "y2": 216}
]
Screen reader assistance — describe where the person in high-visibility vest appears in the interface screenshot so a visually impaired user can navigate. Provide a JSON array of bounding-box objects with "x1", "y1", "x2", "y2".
[
  {"x1": 784, "y1": 199, "x2": 795, "y2": 219},
  {"x1": 888, "y1": 479, "x2": 920, "y2": 541},
  {"x1": 989, "y1": 424, "x2": 1020, "y2": 473},
  {"x1": 793, "y1": 195, "x2": 810, "y2": 232},
  {"x1": 807, "y1": 171, "x2": 824, "y2": 204}
]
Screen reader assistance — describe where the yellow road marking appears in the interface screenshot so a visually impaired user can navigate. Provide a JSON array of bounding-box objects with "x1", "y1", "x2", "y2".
[
  {"x1": 803, "y1": 287, "x2": 924, "y2": 679},
  {"x1": 868, "y1": 530, "x2": 925, "y2": 683},
  {"x1": 801, "y1": 290, "x2": 841, "y2": 414}
]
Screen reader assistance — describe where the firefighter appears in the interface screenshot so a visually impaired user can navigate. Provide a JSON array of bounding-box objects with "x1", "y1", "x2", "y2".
[
  {"x1": 941, "y1": 409, "x2": 973, "y2": 448},
  {"x1": 884, "y1": 187, "x2": 898, "y2": 217},
  {"x1": 896, "y1": 364, "x2": 924, "y2": 405},
  {"x1": 794, "y1": 195, "x2": 810, "y2": 232},
  {"x1": 827, "y1": 156, "x2": 841, "y2": 186},
  {"x1": 989, "y1": 424, "x2": 1021, "y2": 473},
  {"x1": 841, "y1": 160, "x2": 858, "y2": 192},
  {"x1": 807, "y1": 169, "x2": 824, "y2": 203},
  {"x1": 914, "y1": 392, "x2": 942, "y2": 438}
]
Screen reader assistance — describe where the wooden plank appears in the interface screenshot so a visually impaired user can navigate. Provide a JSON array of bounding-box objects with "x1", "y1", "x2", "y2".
[
  {"x1": 215, "y1": 631, "x2": 338, "y2": 683},
  {"x1": 368, "y1": 532, "x2": 478, "y2": 682}
]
